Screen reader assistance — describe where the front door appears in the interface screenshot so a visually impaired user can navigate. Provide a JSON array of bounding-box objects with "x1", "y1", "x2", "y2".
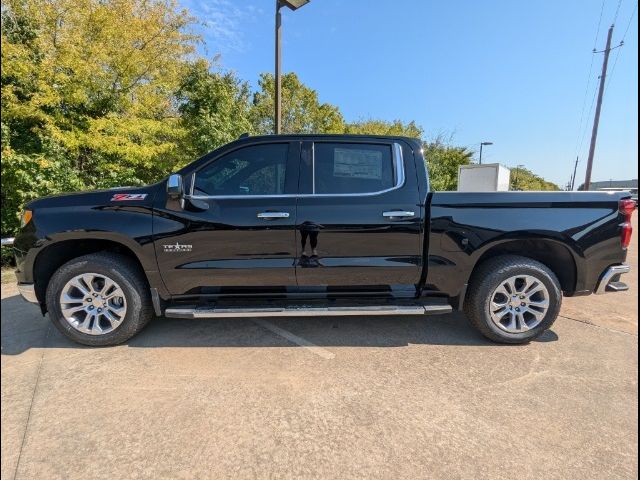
[
  {"x1": 154, "y1": 141, "x2": 299, "y2": 296},
  {"x1": 294, "y1": 140, "x2": 423, "y2": 290}
]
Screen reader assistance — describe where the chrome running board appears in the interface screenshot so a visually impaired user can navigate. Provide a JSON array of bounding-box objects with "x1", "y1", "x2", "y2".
[{"x1": 164, "y1": 303, "x2": 452, "y2": 319}]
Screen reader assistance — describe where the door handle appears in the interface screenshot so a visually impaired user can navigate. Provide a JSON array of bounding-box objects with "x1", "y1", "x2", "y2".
[
  {"x1": 257, "y1": 212, "x2": 290, "y2": 220},
  {"x1": 382, "y1": 211, "x2": 415, "y2": 219}
]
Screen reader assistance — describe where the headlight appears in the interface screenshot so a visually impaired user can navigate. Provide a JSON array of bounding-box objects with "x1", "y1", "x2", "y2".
[{"x1": 20, "y1": 210, "x2": 33, "y2": 228}]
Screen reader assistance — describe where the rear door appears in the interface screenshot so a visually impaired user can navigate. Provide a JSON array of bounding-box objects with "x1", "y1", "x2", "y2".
[
  {"x1": 153, "y1": 141, "x2": 300, "y2": 296},
  {"x1": 294, "y1": 139, "x2": 423, "y2": 289}
]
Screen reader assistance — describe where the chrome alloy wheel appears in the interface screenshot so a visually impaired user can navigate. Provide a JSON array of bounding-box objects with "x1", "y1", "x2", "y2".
[
  {"x1": 489, "y1": 274, "x2": 550, "y2": 333},
  {"x1": 59, "y1": 273, "x2": 127, "y2": 335}
]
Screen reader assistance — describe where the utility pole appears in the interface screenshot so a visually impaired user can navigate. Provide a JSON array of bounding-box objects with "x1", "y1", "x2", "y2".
[
  {"x1": 274, "y1": 1, "x2": 282, "y2": 135},
  {"x1": 570, "y1": 156, "x2": 579, "y2": 190},
  {"x1": 584, "y1": 25, "x2": 614, "y2": 191}
]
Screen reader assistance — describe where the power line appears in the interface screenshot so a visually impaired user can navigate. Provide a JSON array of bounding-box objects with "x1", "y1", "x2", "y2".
[
  {"x1": 613, "y1": 0, "x2": 624, "y2": 24},
  {"x1": 578, "y1": 81, "x2": 600, "y2": 156},
  {"x1": 573, "y1": 0, "x2": 608, "y2": 171},
  {"x1": 604, "y1": 1, "x2": 637, "y2": 94},
  {"x1": 569, "y1": 83, "x2": 599, "y2": 189},
  {"x1": 595, "y1": 0, "x2": 607, "y2": 48},
  {"x1": 621, "y1": 0, "x2": 638, "y2": 38},
  {"x1": 604, "y1": 46, "x2": 622, "y2": 95}
]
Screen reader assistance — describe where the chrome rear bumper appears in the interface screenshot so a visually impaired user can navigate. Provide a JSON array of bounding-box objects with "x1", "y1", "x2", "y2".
[
  {"x1": 17, "y1": 283, "x2": 38, "y2": 303},
  {"x1": 595, "y1": 264, "x2": 631, "y2": 295}
]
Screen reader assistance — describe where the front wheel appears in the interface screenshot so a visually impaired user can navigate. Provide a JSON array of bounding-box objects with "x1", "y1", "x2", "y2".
[
  {"x1": 46, "y1": 252, "x2": 154, "y2": 346},
  {"x1": 464, "y1": 255, "x2": 562, "y2": 344}
]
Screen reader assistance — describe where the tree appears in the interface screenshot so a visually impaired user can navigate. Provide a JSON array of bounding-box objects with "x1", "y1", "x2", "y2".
[
  {"x1": 176, "y1": 59, "x2": 252, "y2": 162},
  {"x1": 344, "y1": 119, "x2": 423, "y2": 138},
  {"x1": 1, "y1": 0, "x2": 199, "y2": 241},
  {"x1": 1, "y1": 0, "x2": 197, "y2": 185},
  {"x1": 250, "y1": 72, "x2": 345, "y2": 134},
  {"x1": 424, "y1": 136, "x2": 474, "y2": 191},
  {"x1": 510, "y1": 167, "x2": 560, "y2": 191}
]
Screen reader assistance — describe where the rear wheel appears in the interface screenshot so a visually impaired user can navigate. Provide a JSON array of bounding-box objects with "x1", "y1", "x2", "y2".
[
  {"x1": 46, "y1": 252, "x2": 153, "y2": 346},
  {"x1": 464, "y1": 255, "x2": 562, "y2": 344}
]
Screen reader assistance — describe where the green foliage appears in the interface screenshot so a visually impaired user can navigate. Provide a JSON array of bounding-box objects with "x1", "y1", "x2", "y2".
[
  {"x1": 176, "y1": 60, "x2": 252, "y2": 161},
  {"x1": 1, "y1": 247, "x2": 15, "y2": 267},
  {"x1": 1, "y1": 0, "x2": 198, "y2": 243},
  {"x1": 250, "y1": 73, "x2": 345, "y2": 134},
  {"x1": 344, "y1": 119, "x2": 423, "y2": 138},
  {"x1": 2, "y1": 0, "x2": 196, "y2": 169},
  {"x1": 2, "y1": 121, "x2": 84, "y2": 235},
  {"x1": 424, "y1": 136, "x2": 474, "y2": 191},
  {"x1": 1, "y1": 149, "x2": 84, "y2": 235},
  {"x1": 510, "y1": 167, "x2": 560, "y2": 191}
]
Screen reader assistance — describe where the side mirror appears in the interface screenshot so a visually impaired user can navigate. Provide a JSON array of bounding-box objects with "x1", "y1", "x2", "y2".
[{"x1": 167, "y1": 174, "x2": 183, "y2": 199}]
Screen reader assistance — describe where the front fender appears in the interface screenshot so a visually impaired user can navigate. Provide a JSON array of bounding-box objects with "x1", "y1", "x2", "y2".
[{"x1": 15, "y1": 203, "x2": 157, "y2": 285}]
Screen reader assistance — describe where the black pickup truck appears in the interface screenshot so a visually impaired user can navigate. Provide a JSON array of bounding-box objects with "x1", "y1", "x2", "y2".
[{"x1": 11, "y1": 135, "x2": 634, "y2": 345}]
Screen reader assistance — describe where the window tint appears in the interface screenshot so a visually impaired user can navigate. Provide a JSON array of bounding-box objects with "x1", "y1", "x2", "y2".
[
  {"x1": 194, "y1": 144, "x2": 288, "y2": 196},
  {"x1": 313, "y1": 143, "x2": 394, "y2": 194}
]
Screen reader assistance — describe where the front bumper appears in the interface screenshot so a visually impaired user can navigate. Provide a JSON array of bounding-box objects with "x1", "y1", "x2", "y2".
[
  {"x1": 17, "y1": 283, "x2": 38, "y2": 303},
  {"x1": 595, "y1": 264, "x2": 631, "y2": 295}
]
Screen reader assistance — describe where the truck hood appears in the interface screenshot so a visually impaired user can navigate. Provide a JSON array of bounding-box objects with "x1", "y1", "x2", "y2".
[{"x1": 26, "y1": 184, "x2": 160, "y2": 210}]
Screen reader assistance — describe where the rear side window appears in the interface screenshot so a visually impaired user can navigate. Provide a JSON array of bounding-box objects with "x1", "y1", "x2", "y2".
[
  {"x1": 313, "y1": 143, "x2": 394, "y2": 194},
  {"x1": 193, "y1": 143, "x2": 288, "y2": 196}
]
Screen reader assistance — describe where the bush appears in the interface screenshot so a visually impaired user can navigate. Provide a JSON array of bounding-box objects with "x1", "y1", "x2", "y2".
[
  {"x1": 1, "y1": 150, "x2": 84, "y2": 237},
  {"x1": 1, "y1": 245, "x2": 15, "y2": 267}
]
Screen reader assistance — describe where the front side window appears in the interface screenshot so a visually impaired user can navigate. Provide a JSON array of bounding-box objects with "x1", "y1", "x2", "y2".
[
  {"x1": 193, "y1": 143, "x2": 289, "y2": 196},
  {"x1": 313, "y1": 143, "x2": 394, "y2": 194}
]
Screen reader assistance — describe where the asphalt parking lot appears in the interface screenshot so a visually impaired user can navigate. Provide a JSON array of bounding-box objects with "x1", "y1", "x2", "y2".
[{"x1": 2, "y1": 218, "x2": 637, "y2": 480}]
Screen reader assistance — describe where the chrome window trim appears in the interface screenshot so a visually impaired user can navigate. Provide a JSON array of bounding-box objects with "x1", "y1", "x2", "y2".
[
  {"x1": 311, "y1": 142, "x2": 316, "y2": 194},
  {"x1": 187, "y1": 142, "x2": 405, "y2": 200}
]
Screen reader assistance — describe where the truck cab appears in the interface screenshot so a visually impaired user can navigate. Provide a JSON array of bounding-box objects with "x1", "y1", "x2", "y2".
[{"x1": 154, "y1": 135, "x2": 425, "y2": 297}]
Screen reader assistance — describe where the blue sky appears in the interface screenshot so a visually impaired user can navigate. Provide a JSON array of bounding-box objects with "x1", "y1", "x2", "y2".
[{"x1": 180, "y1": 0, "x2": 638, "y2": 188}]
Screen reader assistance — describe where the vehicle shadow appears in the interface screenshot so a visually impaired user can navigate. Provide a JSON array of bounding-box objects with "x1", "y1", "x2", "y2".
[{"x1": 1, "y1": 294, "x2": 558, "y2": 355}]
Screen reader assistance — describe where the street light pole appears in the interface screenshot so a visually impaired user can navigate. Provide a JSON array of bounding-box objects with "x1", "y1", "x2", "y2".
[
  {"x1": 274, "y1": 0, "x2": 309, "y2": 135},
  {"x1": 479, "y1": 141, "x2": 493, "y2": 164}
]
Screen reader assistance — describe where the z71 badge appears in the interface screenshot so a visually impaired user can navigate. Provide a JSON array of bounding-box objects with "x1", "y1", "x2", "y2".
[{"x1": 111, "y1": 193, "x2": 148, "y2": 201}]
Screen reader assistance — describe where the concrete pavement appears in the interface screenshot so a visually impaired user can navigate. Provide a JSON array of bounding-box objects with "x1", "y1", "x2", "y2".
[{"x1": 1, "y1": 220, "x2": 637, "y2": 480}]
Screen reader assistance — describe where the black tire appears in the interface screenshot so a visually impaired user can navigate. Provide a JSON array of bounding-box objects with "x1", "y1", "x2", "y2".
[
  {"x1": 46, "y1": 252, "x2": 154, "y2": 346},
  {"x1": 464, "y1": 255, "x2": 562, "y2": 344}
]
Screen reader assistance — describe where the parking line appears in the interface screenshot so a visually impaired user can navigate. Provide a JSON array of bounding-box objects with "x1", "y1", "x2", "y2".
[{"x1": 253, "y1": 319, "x2": 335, "y2": 359}]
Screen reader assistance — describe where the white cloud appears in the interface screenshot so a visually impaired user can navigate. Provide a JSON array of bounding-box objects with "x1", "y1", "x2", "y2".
[{"x1": 183, "y1": 0, "x2": 263, "y2": 54}]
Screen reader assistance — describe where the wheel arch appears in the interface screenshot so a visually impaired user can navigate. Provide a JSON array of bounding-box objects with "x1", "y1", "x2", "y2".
[
  {"x1": 468, "y1": 237, "x2": 579, "y2": 296},
  {"x1": 33, "y1": 238, "x2": 149, "y2": 312}
]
